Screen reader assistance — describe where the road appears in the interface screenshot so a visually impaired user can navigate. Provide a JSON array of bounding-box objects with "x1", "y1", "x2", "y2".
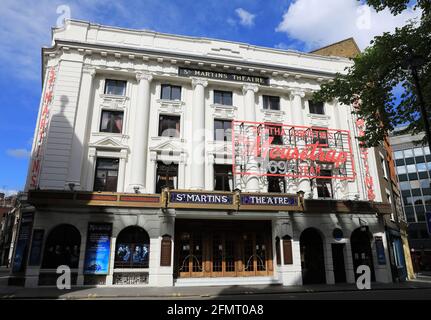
[{"x1": 82, "y1": 287, "x2": 431, "y2": 300}]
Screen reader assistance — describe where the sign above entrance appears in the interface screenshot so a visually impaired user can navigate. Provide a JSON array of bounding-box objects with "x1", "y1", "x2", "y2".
[
  {"x1": 178, "y1": 67, "x2": 269, "y2": 86},
  {"x1": 167, "y1": 190, "x2": 237, "y2": 210},
  {"x1": 166, "y1": 190, "x2": 303, "y2": 211},
  {"x1": 239, "y1": 193, "x2": 302, "y2": 211}
]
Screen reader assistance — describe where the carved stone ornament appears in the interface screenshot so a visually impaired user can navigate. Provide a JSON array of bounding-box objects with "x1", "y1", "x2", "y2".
[
  {"x1": 191, "y1": 77, "x2": 208, "y2": 88},
  {"x1": 136, "y1": 72, "x2": 153, "y2": 82},
  {"x1": 242, "y1": 84, "x2": 259, "y2": 94},
  {"x1": 290, "y1": 89, "x2": 306, "y2": 98}
]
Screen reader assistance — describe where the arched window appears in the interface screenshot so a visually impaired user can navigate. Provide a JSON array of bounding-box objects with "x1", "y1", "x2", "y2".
[
  {"x1": 41, "y1": 224, "x2": 81, "y2": 269},
  {"x1": 115, "y1": 226, "x2": 150, "y2": 268}
]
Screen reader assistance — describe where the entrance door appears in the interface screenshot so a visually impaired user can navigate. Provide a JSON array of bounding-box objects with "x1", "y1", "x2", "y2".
[
  {"x1": 175, "y1": 220, "x2": 273, "y2": 278},
  {"x1": 300, "y1": 228, "x2": 326, "y2": 284},
  {"x1": 241, "y1": 232, "x2": 272, "y2": 277},
  {"x1": 351, "y1": 227, "x2": 375, "y2": 281},
  {"x1": 177, "y1": 232, "x2": 204, "y2": 278},
  {"x1": 331, "y1": 244, "x2": 346, "y2": 283},
  {"x1": 211, "y1": 234, "x2": 224, "y2": 277},
  {"x1": 224, "y1": 234, "x2": 237, "y2": 277}
]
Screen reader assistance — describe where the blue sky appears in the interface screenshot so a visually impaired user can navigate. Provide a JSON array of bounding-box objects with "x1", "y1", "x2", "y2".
[{"x1": 0, "y1": 0, "x2": 420, "y2": 194}]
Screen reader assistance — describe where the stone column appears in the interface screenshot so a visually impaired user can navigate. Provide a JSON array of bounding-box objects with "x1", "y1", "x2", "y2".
[
  {"x1": 86, "y1": 148, "x2": 96, "y2": 190},
  {"x1": 190, "y1": 78, "x2": 208, "y2": 190},
  {"x1": 291, "y1": 90, "x2": 311, "y2": 197},
  {"x1": 179, "y1": 154, "x2": 187, "y2": 189},
  {"x1": 324, "y1": 241, "x2": 335, "y2": 284},
  {"x1": 104, "y1": 235, "x2": 116, "y2": 285},
  {"x1": 76, "y1": 226, "x2": 88, "y2": 286},
  {"x1": 148, "y1": 210, "x2": 176, "y2": 287},
  {"x1": 147, "y1": 152, "x2": 158, "y2": 194},
  {"x1": 344, "y1": 241, "x2": 356, "y2": 283},
  {"x1": 129, "y1": 72, "x2": 153, "y2": 193},
  {"x1": 207, "y1": 154, "x2": 215, "y2": 190},
  {"x1": 117, "y1": 150, "x2": 128, "y2": 192},
  {"x1": 243, "y1": 84, "x2": 260, "y2": 192},
  {"x1": 65, "y1": 66, "x2": 96, "y2": 190}
]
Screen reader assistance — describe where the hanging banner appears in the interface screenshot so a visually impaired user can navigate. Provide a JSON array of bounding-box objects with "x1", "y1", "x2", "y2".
[
  {"x1": 29, "y1": 67, "x2": 57, "y2": 189},
  {"x1": 232, "y1": 120, "x2": 355, "y2": 180},
  {"x1": 353, "y1": 98, "x2": 375, "y2": 201},
  {"x1": 84, "y1": 223, "x2": 113, "y2": 275}
]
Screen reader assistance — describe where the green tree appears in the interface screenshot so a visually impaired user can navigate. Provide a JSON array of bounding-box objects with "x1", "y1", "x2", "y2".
[{"x1": 313, "y1": 0, "x2": 430, "y2": 147}]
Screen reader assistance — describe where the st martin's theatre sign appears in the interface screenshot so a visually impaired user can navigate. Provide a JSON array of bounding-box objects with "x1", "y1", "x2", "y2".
[{"x1": 178, "y1": 67, "x2": 269, "y2": 86}]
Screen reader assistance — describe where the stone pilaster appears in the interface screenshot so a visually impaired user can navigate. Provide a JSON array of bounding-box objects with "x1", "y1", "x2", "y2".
[
  {"x1": 243, "y1": 84, "x2": 260, "y2": 192},
  {"x1": 65, "y1": 66, "x2": 96, "y2": 190},
  {"x1": 189, "y1": 78, "x2": 208, "y2": 190},
  {"x1": 128, "y1": 72, "x2": 153, "y2": 193}
]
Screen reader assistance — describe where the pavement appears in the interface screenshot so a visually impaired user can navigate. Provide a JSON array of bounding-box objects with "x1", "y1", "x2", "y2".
[
  {"x1": 0, "y1": 276, "x2": 431, "y2": 299},
  {"x1": 0, "y1": 267, "x2": 10, "y2": 287}
]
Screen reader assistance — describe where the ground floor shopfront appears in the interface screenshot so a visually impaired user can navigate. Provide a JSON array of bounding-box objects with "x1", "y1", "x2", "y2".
[{"x1": 9, "y1": 190, "x2": 395, "y2": 288}]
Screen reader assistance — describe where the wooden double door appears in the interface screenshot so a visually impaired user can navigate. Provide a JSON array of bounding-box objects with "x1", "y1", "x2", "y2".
[{"x1": 175, "y1": 220, "x2": 273, "y2": 278}]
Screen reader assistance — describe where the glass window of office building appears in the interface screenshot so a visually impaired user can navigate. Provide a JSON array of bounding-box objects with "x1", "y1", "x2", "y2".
[{"x1": 395, "y1": 145, "x2": 431, "y2": 223}]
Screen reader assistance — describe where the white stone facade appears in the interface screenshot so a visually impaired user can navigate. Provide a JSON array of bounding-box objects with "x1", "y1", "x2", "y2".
[{"x1": 18, "y1": 19, "x2": 393, "y2": 288}]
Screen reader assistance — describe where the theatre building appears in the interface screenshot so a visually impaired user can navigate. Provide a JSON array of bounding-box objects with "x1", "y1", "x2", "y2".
[{"x1": 11, "y1": 20, "x2": 400, "y2": 287}]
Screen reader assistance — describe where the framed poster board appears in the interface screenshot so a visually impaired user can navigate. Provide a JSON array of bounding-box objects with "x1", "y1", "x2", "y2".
[
  {"x1": 375, "y1": 236, "x2": 386, "y2": 265},
  {"x1": 28, "y1": 229, "x2": 44, "y2": 266},
  {"x1": 12, "y1": 212, "x2": 34, "y2": 273},
  {"x1": 83, "y1": 223, "x2": 112, "y2": 275}
]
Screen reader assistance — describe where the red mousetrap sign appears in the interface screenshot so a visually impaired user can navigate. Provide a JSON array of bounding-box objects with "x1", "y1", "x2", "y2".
[{"x1": 232, "y1": 120, "x2": 356, "y2": 180}]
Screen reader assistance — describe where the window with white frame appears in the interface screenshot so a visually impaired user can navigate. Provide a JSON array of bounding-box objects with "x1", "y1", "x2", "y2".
[
  {"x1": 100, "y1": 110, "x2": 124, "y2": 133},
  {"x1": 159, "y1": 115, "x2": 180, "y2": 137},
  {"x1": 214, "y1": 90, "x2": 233, "y2": 106},
  {"x1": 263, "y1": 95, "x2": 280, "y2": 111},
  {"x1": 380, "y1": 155, "x2": 388, "y2": 180},
  {"x1": 161, "y1": 84, "x2": 181, "y2": 100},
  {"x1": 93, "y1": 158, "x2": 119, "y2": 192},
  {"x1": 308, "y1": 100, "x2": 325, "y2": 115},
  {"x1": 104, "y1": 79, "x2": 127, "y2": 96}
]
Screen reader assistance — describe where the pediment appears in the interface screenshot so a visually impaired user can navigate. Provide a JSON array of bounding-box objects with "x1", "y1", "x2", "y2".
[
  {"x1": 149, "y1": 139, "x2": 185, "y2": 154},
  {"x1": 90, "y1": 137, "x2": 128, "y2": 149}
]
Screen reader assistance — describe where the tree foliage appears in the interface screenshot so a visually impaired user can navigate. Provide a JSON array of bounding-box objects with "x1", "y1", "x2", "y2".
[
  {"x1": 313, "y1": 0, "x2": 431, "y2": 147},
  {"x1": 366, "y1": 0, "x2": 430, "y2": 15}
]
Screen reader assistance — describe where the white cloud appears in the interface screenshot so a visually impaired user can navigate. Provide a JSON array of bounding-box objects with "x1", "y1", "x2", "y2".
[
  {"x1": 6, "y1": 148, "x2": 31, "y2": 159},
  {"x1": 235, "y1": 8, "x2": 256, "y2": 27},
  {"x1": 276, "y1": 0, "x2": 421, "y2": 51},
  {"x1": 0, "y1": 0, "x2": 128, "y2": 81},
  {"x1": 274, "y1": 42, "x2": 299, "y2": 50},
  {"x1": 0, "y1": 0, "x2": 60, "y2": 80},
  {"x1": 0, "y1": 189, "x2": 19, "y2": 197}
]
